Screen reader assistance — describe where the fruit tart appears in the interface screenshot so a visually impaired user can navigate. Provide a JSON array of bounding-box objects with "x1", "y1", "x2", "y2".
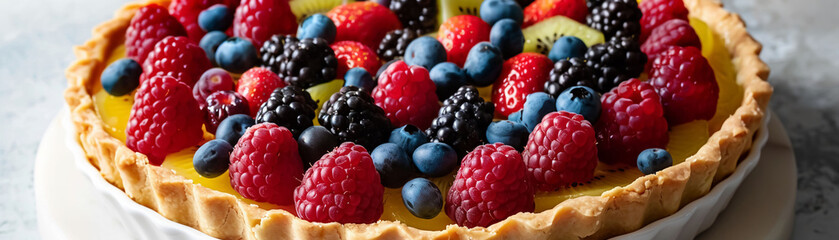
[{"x1": 64, "y1": 0, "x2": 772, "y2": 239}]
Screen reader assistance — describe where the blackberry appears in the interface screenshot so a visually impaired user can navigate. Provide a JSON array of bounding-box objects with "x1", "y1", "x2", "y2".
[
  {"x1": 425, "y1": 86, "x2": 494, "y2": 157},
  {"x1": 255, "y1": 86, "x2": 318, "y2": 138},
  {"x1": 584, "y1": 37, "x2": 647, "y2": 93},
  {"x1": 544, "y1": 57, "x2": 596, "y2": 98},
  {"x1": 389, "y1": 0, "x2": 438, "y2": 34},
  {"x1": 276, "y1": 37, "x2": 338, "y2": 88},
  {"x1": 586, "y1": 0, "x2": 643, "y2": 41},
  {"x1": 259, "y1": 34, "x2": 299, "y2": 74},
  {"x1": 586, "y1": 0, "x2": 606, "y2": 10},
  {"x1": 377, "y1": 28, "x2": 422, "y2": 62},
  {"x1": 318, "y1": 86, "x2": 392, "y2": 149}
]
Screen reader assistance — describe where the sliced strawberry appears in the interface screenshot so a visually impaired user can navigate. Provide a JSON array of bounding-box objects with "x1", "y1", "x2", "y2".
[
  {"x1": 492, "y1": 53, "x2": 554, "y2": 116},
  {"x1": 437, "y1": 15, "x2": 490, "y2": 67}
]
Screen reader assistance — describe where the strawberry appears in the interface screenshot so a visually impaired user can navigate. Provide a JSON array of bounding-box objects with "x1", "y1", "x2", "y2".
[
  {"x1": 125, "y1": 4, "x2": 187, "y2": 64},
  {"x1": 523, "y1": 0, "x2": 588, "y2": 27},
  {"x1": 327, "y1": 2, "x2": 402, "y2": 50},
  {"x1": 331, "y1": 41, "x2": 383, "y2": 77},
  {"x1": 236, "y1": 67, "x2": 287, "y2": 116},
  {"x1": 233, "y1": 0, "x2": 297, "y2": 48},
  {"x1": 437, "y1": 15, "x2": 491, "y2": 67},
  {"x1": 492, "y1": 53, "x2": 554, "y2": 116}
]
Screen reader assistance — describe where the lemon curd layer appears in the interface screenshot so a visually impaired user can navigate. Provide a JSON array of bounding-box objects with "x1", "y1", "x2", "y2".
[{"x1": 92, "y1": 18, "x2": 736, "y2": 230}]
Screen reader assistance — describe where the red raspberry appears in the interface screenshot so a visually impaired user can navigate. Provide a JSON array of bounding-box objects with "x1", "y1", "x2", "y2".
[
  {"x1": 168, "y1": 0, "x2": 239, "y2": 42},
  {"x1": 523, "y1": 111, "x2": 598, "y2": 191},
  {"x1": 230, "y1": 123, "x2": 304, "y2": 205},
  {"x1": 126, "y1": 75, "x2": 203, "y2": 166},
  {"x1": 492, "y1": 53, "x2": 554, "y2": 116},
  {"x1": 233, "y1": 0, "x2": 297, "y2": 48},
  {"x1": 437, "y1": 15, "x2": 490, "y2": 67},
  {"x1": 236, "y1": 67, "x2": 287, "y2": 116},
  {"x1": 523, "y1": 0, "x2": 588, "y2": 27},
  {"x1": 125, "y1": 4, "x2": 187, "y2": 64},
  {"x1": 327, "y1": 2, "x2": 402, "y2": 50},
  {"x1": 649, "y1": 46, "x2": 719, "y2": 125},
  {"x1": 294, "y1": 142, "x2": 383, "y2": 224},
  {"x1": 595, "y1": 79, "x2": 669, "y2": 165},
  {"x1": 141, "y1": 36, "x2": 212, "y2": 87},
  {"x1": 331, "y1": 41, "x2": 382, "y2": 77},
  {"x1": 372, "y1": 61, "x2": 440, "y2": 129},
  {"x1": 445, "y1": 143, "x2": 534, "y2": 228},
  {"x1": 641, "y1": 19, "x2": 701, "y2": 68},
  {"x1": 639, "y1": 0, "x2": 689, "y2": 42}
]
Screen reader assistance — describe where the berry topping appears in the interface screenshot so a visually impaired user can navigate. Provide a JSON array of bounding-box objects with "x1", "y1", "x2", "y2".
[
  {"x1": 199, "y1": 31, "x2": 229, "y2": 66},
  {"x1": 412, "y1": 142, "x2": 458, "y2": 177},
  {"x1": 215, "y1": 37, "x2": 259, "y2": 74},
  {"x1": 445, "y1": 143, "x2": 534, "y2": 228},
  {"x1": 486, "y1": 120, "x2": 529, "y2": 151},
  {"x1": 193, "y1": 139, "x2": 233, "y2": 178},
  {"x1": 297, "y1": 14, "x2": 337, "y2": 43},
  {"x1": 331, "y1": 40, "x2": 382, "y2": 78},
  {"x1": 101, "y1": 58, "x2": 142, "y2": 96},
  {"x1": 258, "y1": 34, "x2": 299, "y2": 73},
  {"x1": 126, "y1": 75, "x2": 203, "y2": 166},
  {"x1": 596, "y1": 78, "x2": 669, "y2": 165},
  {"x1": 215, "y1": 114, "x2": 255, "y2": 145},
  {"x1": 197, "y1": 4, "x2": 233, "y2": 32},
  {"x1": 489, "y1": 19, "x2": 525, "y2": 60},
  {"x1": 649, "y1": 46, "x2": 719, "y2": 125},
  {"x1": 389, "y1": 124, "x2": 429, "y2": 154},
  {"x1": 388, "y1": 0, "x2": 438, "y2": 34},
  {"x1": 426, "y1": 86, "x2": 494, "y2": 157},
  {"x1": 232, "y1": 0, "x2": 297, "y2": 48},
  {"x1": 523, "y1": 111, "x2": 597, "y2": 191},
  {"x1": 523, "y1": 0, "x2": 587, "y2": 27},
  {"x1": 297, "y1": 126, "x2": 339, "y2": 169},
  {"x1": 343, "y1": 67, "x2": 376, "y2": 93},
  {"x1": 545, "y1": 57, "x2": 596, "y2": 98},
  {"x1": 403, "y1": 37, "x2": 447, "y2": 70},
  {"x1": 372, "y1": 61, "x2": 440, "y2": 129},
  {"x1": 463, "y1": 42, "x2": 504, "y2": 87},
  {"x1": 318, "y1": 86, "x2": 392, "y2": 149},
  {"x1": 639, "y1": 0, "x2": 689, "y2": 42},
  {"x1": 437, "y1": 15, "x2": 491, "y2": 67},
  {"x1": 327, "y1": 2, "x2": 403, "y2": 50},
  {"x1": 230, "y1": 123, "x2": 304, "y2": 205},
  {"x1": 520, "y1": 92, "x2": 557, "y2": 132},
  {"x1": 193, "y1": 68, "x2": 235, "y2": 109},
  {"x1": 236, "y1": 67, "x2": 287, "y2": 115},
  {"x1": 294, "y1": 142, "x2": 384, "y2": 224},
  {"x1": 637, "y1": 148, "x2": 673, "y2": 175},
  {"x1": 204, "y1": 90, "x2": 249, "y2": 133},
  {"x1": 276, "y1": 38, "x2": 339, "y2": 88},
  {"x1": 402, "y1": 178, "x2": 444, "y2": 219},
  {"x1": 125, "y1": 4, "x2": 186, "y2": 64},
  {"x1": 492, "y1": 52, "x2": 554, "y2": 116},
  {"x1": 641, "y1": 19, "x2": 701, "y2": 66},
  {"x1": 372, "y1": 143, "x2": 417, "y2": 188},
  {"x1": 480, "y1": 0, "x2": 524, "y2": 26},
  {"x1": 376, "y1": 28, "x2": 422, "y2": 62},
  {"x1": 586, "y1": 0, "x2": 643, "y2": 41},
  {"x1": 548, "y1": 36, "x2": 588, "y2": 62},
  {"x1": 141, "y1": 36, "x2": 212, "y2": 87},
  {"x1": 429, "y1": 62, "x2": 468, "y2": 101},
  {"x1": 555, "y1": 86, "x2": 601, "y2": 123},
  {"x1": 255, "y1": 86, "x2": 317, "y2": 138},
  {"x1": 584, "y1": 37, "x2": 647, "y2": 93}
]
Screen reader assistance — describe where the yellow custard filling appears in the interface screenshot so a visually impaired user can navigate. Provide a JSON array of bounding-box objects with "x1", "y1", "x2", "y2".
[{"x1": 92, "y1": 18, "x2": 737, "y2": 230}]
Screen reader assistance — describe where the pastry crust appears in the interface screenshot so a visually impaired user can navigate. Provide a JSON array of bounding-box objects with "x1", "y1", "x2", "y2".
[{"x1": 64, "y1": 0, "x2": 772, "y2": 239}]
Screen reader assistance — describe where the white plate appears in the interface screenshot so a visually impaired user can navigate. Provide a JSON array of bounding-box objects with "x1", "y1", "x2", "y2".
[{"x1": 35, "y1": 108, "x2": 792, "y2": 239}]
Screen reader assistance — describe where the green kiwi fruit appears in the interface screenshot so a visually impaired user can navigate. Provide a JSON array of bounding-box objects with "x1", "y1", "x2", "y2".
[
  {"x1": 522, "y1": 15, "x2": 605, "y2": 55},
  {"x1": 435, "y1": 0, "x2": 483, "y2": 27},
  {"x1": 534, "y1": 165, "x2": 643, "y2": 212},
  {"x1": 289, "y1": 0, "x2": 355, "y2": 23}
]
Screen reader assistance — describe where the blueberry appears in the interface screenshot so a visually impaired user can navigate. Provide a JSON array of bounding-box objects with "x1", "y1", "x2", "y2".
[
  {"x1": 486, "y1": 120, "x2": 529, "y2": 151},
  {"x1": 297, "y1": 13, "x2": 337, "y2": 43},
  {"x1": 548, "y1": 36, "x2": 587, "y2": 62},
  {"x1": 508, "y1": 109, "x2": 523, "y2": 123},
  {"x1": 193, "y1": 139, "x2": 233, "y2": 178},
  {"x1": 429, "y1": 62, "x2": 468, "y2": 100},
  {"x1": 556, "y1": 86, "x2": 601, "y2": 123},
  {"x1": 637, "y1": 148, "x2": 673, "y2": 175},
  {"x1": 101, "y1": 58, "x2": 141, "y2": 96},
  {"x1": 521, "y1": 92, "x2": 556, "y2": 132},
  {"x1": 480, "y1": 0, "x2": 524, "y2": 26},
  {"x1": 490, "y1": 19, "x2": 524, "y2": 59},
  {"x1": 198, "y1": 4, "x2": 233, "y2": 32},
  {"x1": 297, "y1": 126, "x2": 339, "y2": 169},
  {"x1": 215, "y1": 114, "x2": 255, "y2": 145},
  {"x1": 372, "y1": 143, "x2": 417, "y2": 188},
  {"x1": 404, "y1": 36, "x2": 447, "y2": 70},
  {"x1": 412, "y1": 142, "x2": 458, "y2": 177},
  {"x1": 463, "y1": 42, "x2": 503, "y2": 87},
  {"x1": 377, "y1": 59, "x2": 400, "y2": 80},
  {"x1": 401, "y1": 178, "x2": 443, "y2": 219},
  {"x1": 389, "y1": 124, "x2": 429, "y2": 154},
  {"x1": 215, "y1": 37, "x2": 258, "y2": 74},
  {"x1": 344, "y1": 67, "x2": 375, "y2": 93},
  {"x1": 199, "y1": 31, "x2": 229, "y2": 66}
]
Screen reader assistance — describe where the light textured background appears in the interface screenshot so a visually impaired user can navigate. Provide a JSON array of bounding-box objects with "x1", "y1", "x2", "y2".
[{"x1": 0, "y1": 0, "x2": 837, "y2": 239}]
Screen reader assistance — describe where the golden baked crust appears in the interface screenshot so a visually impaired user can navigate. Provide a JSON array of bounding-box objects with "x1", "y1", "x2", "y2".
[{"x1": 63, "y1": 0, "x2": 772, "y2": 239}]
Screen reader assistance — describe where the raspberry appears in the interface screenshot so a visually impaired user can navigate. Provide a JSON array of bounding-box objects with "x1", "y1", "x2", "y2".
[
  {"x1": 492, "y1": 53, "x2": 554, "y2": 116},
  {"x1": 126, "y1": 75, "x2": 203, "y2": 166},
  {"x1": 327, "y1": 2, "x2": 403, "y2": 50},
  {"x1": 276, "y1": 38, "x2": 339, "y2": 88},
  {"x1": 523, "y1": 0, "x2": 588, "y2": 27},
  {"x1": 437, "y1": 15, "x2": 491, "y2": 67},
  {"x1": 318, "y1": 86, "x2": 392, "y2": 149},
  {"x1": 294, "y1": 142, "x2": 383, "y2": 224},
  {"x1": 639, "y1": 0, "x2": 689, "y2": 42},
  {"x1": 584, "y1": 37, "x2": 647, "y2": 93},
  {"x1": 258, "y1": 34, "x2": 299, "y2": 74},
  {"x1": 544, "y1": 57, "x2": 596, "y2": 98},
  {"x1": 586, "y1": 0, "x2": 643, "y2": 41},
  {"x1": 523, "y1": 111, "x2": 597, "y2": 191},
  {"x1": 445, "y1": 143, "x2": 534, "y2": 228},
  {"x1": 236, "y1": 67, "x2": 287, "y2": 116},
  {"x1": 232, "y1": 0, "x2": 297, "y2": 48},
  {"x1": 426, "y1": 86, "x2": 494, "y2": 157},
  {"x1": 595, "y1": 78, "x2": 669, "y2": 165},
  {"x1": 331, "y1": 41, "x2": 382, "y2": 78},
  {"x1": 388, "y1": 0, "x2": 438, "y2": 34},
  {"x1": 649, "y1": 46, "x2": 719, "y2": 125},
  {"x1": 204, "y1": 90, "x2": 249, "y2": 133},
  {"x1": 229, "y1": 123, "x2": 304, "y2": 205},
  {"x1": 255, "y1": 86, "x2": 318, "y2": 138},
  {"x1": 168, "y1": 0, "x2": 237, "y2": 42},
  {"x1": 141, "y1": 36, "x2": 212, "y2": 87},
  {"x1": 372, "y1": 61, "x2": 440, "y2": 129},
  {"x1": 125, "y1": 4, "x2": 187, "y2": 64},
  {"x1": 641, "y1": 19, "x2": 701, "y2": 67}
]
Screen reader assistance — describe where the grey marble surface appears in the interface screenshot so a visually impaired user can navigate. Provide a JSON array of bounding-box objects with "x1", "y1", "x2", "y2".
[{"x1": 0, "y1": 0, "x2": 836, "y2": 239}]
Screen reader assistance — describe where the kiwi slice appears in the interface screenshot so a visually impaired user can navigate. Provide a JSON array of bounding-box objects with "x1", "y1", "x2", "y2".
[
  {"x1": 289, "y1": 0, "x2": 356, "y2": 23},
  {"x1": 534, "y1": 164, "x2": 644, "y2": 212},
  {"x1": 522, "y1": 15, "x2": 605, "y2": 55},
  {"x1": 436, "y1": 0, "x2": 483, "y2": 26}
]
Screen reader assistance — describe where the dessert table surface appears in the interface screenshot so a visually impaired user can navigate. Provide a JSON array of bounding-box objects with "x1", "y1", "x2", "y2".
[{"x1": 1, "y1": 0, "x2": 837, "y2": 238}]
